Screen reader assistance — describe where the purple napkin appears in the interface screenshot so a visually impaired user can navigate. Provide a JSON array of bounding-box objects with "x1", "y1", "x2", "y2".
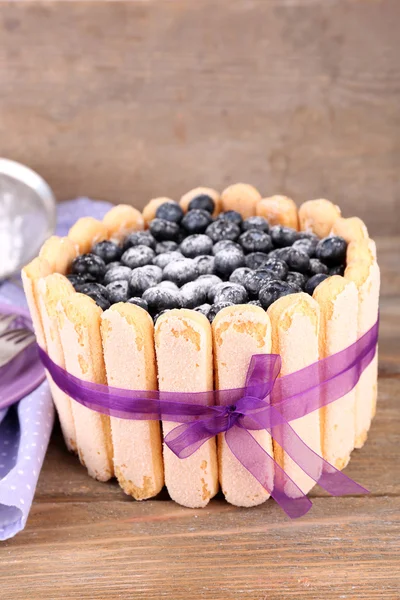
[{"x1": 0, "y1": 197, "x2": 112, "y2": 541}]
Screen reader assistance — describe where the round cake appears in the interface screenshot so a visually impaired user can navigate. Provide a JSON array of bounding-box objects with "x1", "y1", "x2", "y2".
[{"x1": 22, "y1": 184, "x2": 380, "y2": 508}]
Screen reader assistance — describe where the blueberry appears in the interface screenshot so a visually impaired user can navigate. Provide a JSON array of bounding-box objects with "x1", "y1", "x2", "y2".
[
  {"x1": 149, "y1": 218, "x2": 180, "y2": 241},
  {"x1": 268, "y1": 247, "x2": 291, "y2": 262},
  {"x1": 196, "y1": 274, "x2": 223, "y2": 295},
  {"x1": 105, "y1": 261, "x2": 122, "y2": 271},
  {"x1": 286, "y1": 248, "x2": 310, "y2": 273},
  {"x1": 188, "y1": 194, "x2": 215, "y2": 214},
  {"x1": 180, "y1": 234, "x2": 213, "y2": 258},
  {"x1": 270, "y1": 225, "x2": 298, "y2": 248},
  {"x1": 121, "y1": 245, "x2": 155, "y2": 269},
  {"x1": 292, "y1": 238, "x2": 318, "y2": 257},
  {"x1": 180, "y1": 281, "x2": 208, "y2": 308},
  {"x1": 153, "y1": 310, "x2": 170, "y2": 323},
  {"x1": 207, "y1": 302, "x2": 234, "y2": 322},
  {"x1": 92, "y1": 240, "x2": 122, "y2": 263},
  {"x1": 315, "y1": 236, "x2": 347, "y2": 266},
  {"x1": 205, "y1": 220, "x2": 241, "y2": 243},
  {"x1": 103, "y1": 265, "x2": 132, "y2": 285},
  {"x1": 155, "y1": 202, "x2": 184, "y2": 223},
  {"x1": 242, "y1": 216, "x2": 270, "y2": 233},
  {"x1": 106, "y1": 280, "x2": 129, "y2": 304},
  {"x1": 305, "y1": 273, "x2": 329, "y2": 295},
  {"x1": 309, "y1": 258, "x2": 329, "y2": 276},
  {"x1": 219, "y1": 211, "x2": 243, "y2": 227},
  {"x1": 127, "y1": 297, "x2": 149, "y2": 312},
  {"x1": 245, "y1": 252, "x2": 269, "y2": 270},
  {"x1": 329, "y1": 265, "x2": 345, "y2": 276},
  {"x1": 214, "y1": 283, "x2": 248, "y2": 305},
  {"x1": 229, "y1": 267, "x2": 252, "y2": 286},
  {"x1": 129, "y1": 265, "x2": 162, "y2": 296},
  {"x1": 194, "y1": 303, "x2": 212, "y2": 318},
  {"x1": 155, "y1": 241, "x2": 178, "y2": 254},
  {"x1": 259, "y1": 280, "x2": 297, "y2": 309},
  {"x1": 244, "y1": 269, "x2": 278, "y2": 296},
  {"x1": 263, "y1": 257, "x2": 288, "y2": 280},
  {"x1": 239, "y1": 229, "x2": 273, "y2": 254},
  {"x1": 248, "y1": 300, "x2": 262, "y2": 307},
  {"x1": 75, "y1": 282, "x2": 108, "y2": 297},
  {"x1": 66, "y1": 273, "x2": 96, "y2": 288},
  {"x1": 157, "y1": 280, "x2": 179, "y2": 291},
  {"x1": 193, "y1": 255, "x2": 216, "y2": 275},
  {"x1": 212, "y1": 240, "x2": 242, "y2": 255},
  {"x1": 123, "y1": 230, "x2": 156, "y2": 251},
  {"x1": 84, "y1": 291, "x2": 111, "y2": 311},
  {"x1": 297, "y1": 231, "x2": 319, "y2": 242},
  {"x1": 71, "y1": 253, "x2": 106, "y2": 280},
  {"x1": 142, "y1": 287, "x2": 182, "y2": 314},
  {"x1": 214, "y1": 248, "x2": 245, "y2": 278},
  {"x1": 153, "y1": 251, "x2": 185, "y2": 269},
  {"x1": 286, "y1": 271, "x2": 307, "y2": 290},
  {"x1": 181, "y1": 209, "x2": 213, "y2": 234},
  {"x1": 162, "y1": 258, "x2": 199, "y2": 287}
]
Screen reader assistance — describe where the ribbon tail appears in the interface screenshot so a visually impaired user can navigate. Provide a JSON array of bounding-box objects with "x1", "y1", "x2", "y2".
[
  {"x1": 225, "y1": 426, "x2": 312, "y2": 519},
  {"x1": 165, "y1": 418, "x2": 219, "y2": 459}
]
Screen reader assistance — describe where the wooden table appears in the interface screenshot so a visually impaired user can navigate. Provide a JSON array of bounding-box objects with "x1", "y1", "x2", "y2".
[{"x1": 1, "y1": 237, "x2": 399, "y2": 599}]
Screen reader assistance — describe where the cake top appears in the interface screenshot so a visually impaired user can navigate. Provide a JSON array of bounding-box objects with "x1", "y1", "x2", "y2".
[{"x1": 66, "y1": 195, "x2": 347, "y2": 323}]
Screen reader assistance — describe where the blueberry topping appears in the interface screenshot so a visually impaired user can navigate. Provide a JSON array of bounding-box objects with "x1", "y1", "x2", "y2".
[
  {"x1": 106, "y1": 280, "x2": 129, "y2": 304},
  {"x1": 162, "y1": 258, "x2": 199, "y2": 287},
  {"x1": 244, "y1": 252, "x2": 269, "y2": 270},
  {"x1": 103, "y1": 265, "x2": 132, "y2": 285},
  {"x1": 305, "y1": 273, "x2": 329, "y2": 295},
  {"x1": 309, "y1": 258, "x2": 329, "y2": 276},
  {"x1": 155, "y1": 241, "x2": 178, "y2": 254},
  {"x1": 286, "y1": 248, "x2": 310, "y2": 273},
  {"x1": 153, "y1": 310, "x2": 170, "y2": 323},
  {"x1": 180, "y1": 234, "x2": 213, "y2": 258},
  {"x1": 244, "y1": 269, "x2": 278, "y2": 296},
  {"x1": 157, "y1": 280, "x2": 179, "y2": 291},
  {"x1": 329, "y1": 265, "x2": 345, "y2": 276},
  {"x1": 291, "y1": 238, "x2": 318, "y2": 257},
  {"x1": 207, "y1": 302, "x2": 234, "y2": 322},
  {"x1": 155, "y1": 202, "x2": 184, "y2": 223},
  {"x1": 239, "y1": 229, "x2": 273, "y2": 254},
  {"x1": 129, "y1": 265, "x2": 163, "y2": 296},
  {"x1": 193, "y1": 255, "x2": 216, "y2": 275},
  {"x1": 262, "y1": 257, "x2": 288, "y2": 280},
  {"x1": 315, "y1": 236, "x2": 347, "y2": 266},
  {"x1": 219, "y1": 210, "x2": 243, "y2": 227},
  {"x1": 105, "y1": 261, "x2": 122, "y2": 271},
  {"x1": 75, "y1": 282, "x2": 108, "y2": 297},
  {"x1": 270, "y1": 225, "x2": 298, "y2": 248},
  {"x1": 268, "y1": 247, "x2": 291, "y2": 262},
  {"x1": 142, "y1": 287, "x2": 182, "y2": 313},
  {"x1": 242, "y1": 216, "x2": 270, "y2": 233},
  {"x1": 259, "y1": 280, "x2": 297, "y2": 309},
  {"x1": 205, "y1": 220, "x2": 241, "y2": 243},
  {"x1": 194, "y1": 303, "x2": 212, "y2": 318},
  {"x1": 248, "y1": 300, "x2": 262, "y2": 307},
  {"x1": 123, "y1": 230, "x2": 156, "y2": 251},
  {"x1": 121, "y1": 245, "x2": 155, "y2": 269},
  {"x1": 196, "y1": 274, "x2": 223, "y2": 294},
  {"x1": 297, "y1": 231, "x2": 319, "y2": 242},
  {"x1": 180, "y1": 281, "x2": 208, "y2": 308},
  {"x1": 153, "y1": 251, "x2": 185, "y2": 269},
  {"x1": 66, "y1": 273, "x2": 96, "y2": 288},
  {"x1": 286, "y1": 271, "x2": 307, "y2": 290},
  {"x1": 214, "y1": 283, "x2": 248, "y2": 305},
  {"x1": 188, "y1": 194, "x2": 215, "y2": 214},
  {"x1": 229, "y1": 267, "x2": 252, "y2": 286},
  {"x1": 92, "y1": 240, "x2": 122, "y2": 263},
  {"x1": 71, "y1": 253, "x2": 106, "y2": 279},
  {"x1": 212, "y1": 240, "x2": 242, "y2": 255},
  {"x1": 181, "y1": 209, "x2": 213, "y2": 234},
  {"x1": 149, "y1": 218, "x2": 180, "y2": 241},
  {"x1": 214, "y1": 247, "x2": 245, "y2": 278},
  {"x1": 83, "y1": 290, "x2": 110, "y2": 311},
  {"x1": 127, "y1": 297, "x2": 149, "y2": 311}
]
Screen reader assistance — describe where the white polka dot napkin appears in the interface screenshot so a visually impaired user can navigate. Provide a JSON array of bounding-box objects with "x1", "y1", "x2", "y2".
[{"x1": 0, "y1": 198, "x2": 112, "y2": 541}]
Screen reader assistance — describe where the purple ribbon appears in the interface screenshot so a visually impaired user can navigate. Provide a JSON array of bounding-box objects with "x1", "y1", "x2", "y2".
[{"x1": 37, "y1": 319, "x2": 378, "y2": 518}]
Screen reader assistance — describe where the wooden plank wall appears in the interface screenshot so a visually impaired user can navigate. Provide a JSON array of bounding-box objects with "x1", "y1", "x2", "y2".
[{"x1": 0, "y1": 0, "x2": 399, "y2": 235}]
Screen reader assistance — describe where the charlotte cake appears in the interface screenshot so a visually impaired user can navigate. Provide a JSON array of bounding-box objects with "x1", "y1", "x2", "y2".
[{"x1": 22, "y1": 184, "x2": 380, "y2": 508}]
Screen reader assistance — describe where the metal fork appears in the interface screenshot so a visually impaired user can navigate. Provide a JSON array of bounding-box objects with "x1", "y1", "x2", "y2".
[{"x1": 0, "y1": 327, "x2": 36, "y2": 368}]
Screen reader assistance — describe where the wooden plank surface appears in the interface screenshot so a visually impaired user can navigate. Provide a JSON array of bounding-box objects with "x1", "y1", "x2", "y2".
[{"x1": 1, "y1": 0, "x2": 400, "y2": 235}]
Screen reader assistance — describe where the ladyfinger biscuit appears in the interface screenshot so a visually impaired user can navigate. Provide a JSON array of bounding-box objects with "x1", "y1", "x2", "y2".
[
  {"x1": 267, "y1": 293, "x2": 321, "y2": 496},
  {"x1": 142, "y1": 197, "x2": 176, "y2": 226},
  {"x1": 155, "y1": 309, "x2": 218, "y2": 508},
  {"x1": 298, "y1": 199, "x2": 341, "y2": 238},
  {"x1": 101, "y1": 303, "x2": 164, "y2": 499},
  {"x1": 37, "y1": 274, "x2": 77, "y2": 452},
  {"x1": 102, "y1": 204, "x2": 144, "y2": 242},
  {"x1": 313, "y1": 276, "x2": 358, "y2": 470},
  {"x1": 68, "y1": 217, "x2": 109, "y2": 254},
  {"x1": 344, "y1": 240, "x2": 380, "y2": 448},
  {"x1": 256, "y1": 195, "x2": 299, "y2": 230},
  {"x1": 331, "y1": 217, "x2": 369, "y2": 245},
  {"x1": 21, "y1": 257, "x2": 53, "y2": 349},
  {"x1": 57, "y1": 293, "x2": 113, "y2": 481},
  {"x1": 179, "y1": 187, "x2": 221, "y2": 216},
  {"x1": 220, "y1": 183, "x2": 262, "y2": 218},
  {"x1": 212, "y1": 305, "x2": 273, "y2": 507},
  {"x1": 39, "y1": 236, "x2": 78, "y2": 274}
]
